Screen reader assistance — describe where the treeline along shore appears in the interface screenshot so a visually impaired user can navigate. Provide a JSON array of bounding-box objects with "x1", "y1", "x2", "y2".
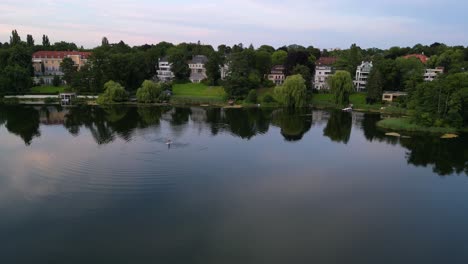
[{"x1": 0, "y1": 29, "x2": 467, "y2": 133}]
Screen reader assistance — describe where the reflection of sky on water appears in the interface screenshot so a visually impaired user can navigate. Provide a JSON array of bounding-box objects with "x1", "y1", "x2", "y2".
[{"x1": 0, "y1": 106, "x2": 467, "y2": 263}]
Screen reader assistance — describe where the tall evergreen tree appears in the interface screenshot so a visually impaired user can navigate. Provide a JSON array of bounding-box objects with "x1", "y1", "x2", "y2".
[
  {"x1": 42, "y1": 34, "x2": 50, "y2": 47},
  {"x1": 26, "y1": 34, "x2": 34, "y2": 47},
  {"x1": 10, "y1": 30, "x2": 21, "y2": 46}
]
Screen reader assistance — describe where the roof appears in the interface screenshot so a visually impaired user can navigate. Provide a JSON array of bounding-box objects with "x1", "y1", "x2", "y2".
[
  {"x1": 270, "y1": 65, "x2": 285, "y2": 74},
  {"x1": 316, "y1": 57, "x2": 337, "y2": 66},
  {"x1": 189, "y1": 55, "x2": 208, "y2": 64},
  {"x1": 159, "y1": 56, "x2": 169, "y2": 62},
  {"x1": 33, "y1": 51, "x2": 92, "y2": 59},
  {"x1": 403, "y1": 54, "x2": 429, "y2": 64}
]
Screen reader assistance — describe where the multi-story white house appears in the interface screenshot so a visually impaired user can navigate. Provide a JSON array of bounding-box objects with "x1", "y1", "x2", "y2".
[
  {"x1": 267, "y1": 65, "x2": 286, "y2": 85},
  {"x1": 424, "y1": 67, "x2": 444, "y2": 82},
  {"x1": 313, "y1": 57, "x2": 337, "y2": 90},
  {"x1": 189, "y1": 55, "x2": 208, "y2": 83},
  {"x1": 354, "y1": 61, "x2": 373, "y2": 91},
  {"x1": 156, "y1": 56, "x2": 174, "y2": 82}
]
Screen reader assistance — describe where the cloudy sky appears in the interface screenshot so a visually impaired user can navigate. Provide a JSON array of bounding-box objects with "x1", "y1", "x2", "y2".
[{"x1": 0, "y1": 0, "x2": 466, "y2": 49}]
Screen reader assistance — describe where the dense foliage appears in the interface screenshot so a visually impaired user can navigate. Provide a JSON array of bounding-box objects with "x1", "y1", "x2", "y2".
[
  {"x1": 136, "y1": 80, "x2": 163, "y2": 103},
  {"x1": 274, "y1": 75, "x2": 307, "y2": 108},
  {"x1": 96, "y1": 81, "x2": 128, "y2": 104},
  {"x1": 329, "y1": 71, "x2": 354, "y2": 106}
]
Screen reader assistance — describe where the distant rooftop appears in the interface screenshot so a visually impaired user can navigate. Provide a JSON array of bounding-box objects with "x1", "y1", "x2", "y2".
[
  {"x1": 33, "y1": 51, "x2": 92, "y2": 59},
  {"x1": 403, "y1": 54, "x2": 429, "y2": 64},
  {"x1": 316, "y1": 57, "x2": 337, "y2": 66},
  {"x1": 189, "y1": 55, "x2": 208, "y2": 64}
]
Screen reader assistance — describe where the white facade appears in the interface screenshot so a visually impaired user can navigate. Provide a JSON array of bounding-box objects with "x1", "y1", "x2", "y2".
[
  {"x1": 314, "y1": 66, "x2": 333, "y2": 90},
  {"x1": 220, "y1": 64, "x2": 229, "y2": 80},
  {"x1": 424, "y1": 67, "x2": 444, "y2": 82},
  {"x1": 189, "y1": 55, "x2": 208, "y2": 83},
  {"x1": 354, "y1": 61, "x2": 373, "y2": 92},
  {"x1": 156, "y1": 57, "x2": 174, "y2": 82},
  {"x1": 267, "y1": 65, "x2": 286, "y2": 86}
]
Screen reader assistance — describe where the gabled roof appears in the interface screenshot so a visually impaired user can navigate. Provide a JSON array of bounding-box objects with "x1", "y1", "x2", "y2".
[
  {"x1": 32, "y1": 51, "x2": 92, "y2": 59},
  {"x1": 189, "y1": 55, "x2": 208, "y2": 64},
  {"x1": 403, "y1": 54, "x2": 429, "y2": 64},
  {"x1": 316, "y1": 57, "x2": 337, "y2": 66}
]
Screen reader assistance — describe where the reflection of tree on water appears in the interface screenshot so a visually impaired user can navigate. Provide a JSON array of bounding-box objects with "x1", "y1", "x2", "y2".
[
  {"x1": 360, "y1": 113, "x2": 467, "y2": 176},
  {"x1": 361, "y1": 114, "x2": 398, "y2": 145},
  {"x1": 1, "y1": 105, "x2": 40, "y2": 145},
  {"x1": 224, "y1": 108, "x2": 273, "y2": 139},
  {"x1": 271, "y1": 108, "x2": 312, "y2": 141},
  {"x1": 400, "y1": 136, "x2": 468, "y2": 176},
  {"x1": 137, "y1": 106, "x2": 166, "y2": 127},
  {"x1": 323, "y1": 110, "x2": 352, "y2": 144}
]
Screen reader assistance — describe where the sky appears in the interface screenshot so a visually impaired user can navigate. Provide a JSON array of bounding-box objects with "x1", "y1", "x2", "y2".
[{"x1": 0, "y1": 0, "x2": 467, "y2": 49}]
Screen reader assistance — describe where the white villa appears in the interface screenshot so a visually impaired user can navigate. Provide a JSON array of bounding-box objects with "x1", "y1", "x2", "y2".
[
  {"x1": 313, "y1": 57, "x2": 337, "y2": 90},
  {"x1": 424, "y1": 67, "x2": 444, "y2": 82},
  {"x1": 156, "y1": 56, "x2": 174, "y2": 82},
  {"x1": 189, "y1": 55, "x2": 208, "y2": 83},
  {"x1": 267, "y1": 65, "x2": 286, "y2": 86},
  {"x1": 354, "y1": 61, "x2": 373, "y2": 91}
]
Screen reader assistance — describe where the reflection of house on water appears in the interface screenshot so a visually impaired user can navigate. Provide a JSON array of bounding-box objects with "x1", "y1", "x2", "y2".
[{"x1": 36, "y1": 106, "x2": 69, "y2": 125}]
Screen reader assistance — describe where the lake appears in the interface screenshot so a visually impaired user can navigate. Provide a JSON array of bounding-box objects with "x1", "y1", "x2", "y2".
[{"x1": 0, "y1": 105, "x2": 467, "y2": 263}]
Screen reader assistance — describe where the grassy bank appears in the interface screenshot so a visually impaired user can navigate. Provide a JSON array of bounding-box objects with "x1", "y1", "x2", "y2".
[
  {"x1": 30, "y1": 85, "x2": 69, "y2": 94},
  {"x1": 377, "y1": 118, "x2": 459, "y2": 134},
  {"x1": 172, "y1": 83, "x2": 226, "y2": 102}
]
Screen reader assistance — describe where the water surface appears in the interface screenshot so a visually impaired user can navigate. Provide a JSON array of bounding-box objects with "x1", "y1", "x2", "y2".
[{"x1": 0, "y1": 105, "x2": 467, "y2": 263}]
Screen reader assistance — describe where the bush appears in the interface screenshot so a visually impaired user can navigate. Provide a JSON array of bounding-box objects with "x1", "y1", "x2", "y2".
[
  {"x1": 160, "y1": 82, "x2": 173, "y2": 92},
  {"x1": 97, "y1": 81, "x2": 128, "y2": 104},
  {"x1": 136, "y1": 80, "x2": 162, "y2": 103},
  {"x1": 263, "y1": 94, "x2": 276, "y2": 103},
  {"x1": 262, "y1": 79, "x2": 275, "y2": 88},
  {"x1": 246, "y1": 89, "x2": 257, "y2": 103},
  {"x1": 52, "y1": 76, "x2": 61, "y2": 87}
]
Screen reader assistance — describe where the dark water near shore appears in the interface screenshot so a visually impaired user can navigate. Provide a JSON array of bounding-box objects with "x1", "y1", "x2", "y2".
[{"x1": 0, "y1": 105, "x2": 467, "y2": 263}]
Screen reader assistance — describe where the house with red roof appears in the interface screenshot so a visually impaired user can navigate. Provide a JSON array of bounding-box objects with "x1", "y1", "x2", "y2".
[{"x1": 32, "y1": 51, "x2": 92, "y2": 84}]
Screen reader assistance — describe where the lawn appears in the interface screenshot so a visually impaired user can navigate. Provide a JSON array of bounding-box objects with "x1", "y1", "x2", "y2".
[
  {"x1": 30, "y1": 85, "x2": 68, "y2": 94},
  {"x1": 172, "y1": 83, "x2": 226, "y2": 99},
  {"x1": 311, "y1": 92, "x2": 383, "y2": 111},
  {"x1": 171, "y1": 83, "x2": 227, "y2": 105}
]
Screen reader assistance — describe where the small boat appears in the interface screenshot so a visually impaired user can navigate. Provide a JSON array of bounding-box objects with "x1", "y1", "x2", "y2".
[{"x1": 342, "y1": 104, "x2": 353, "y2": 112}]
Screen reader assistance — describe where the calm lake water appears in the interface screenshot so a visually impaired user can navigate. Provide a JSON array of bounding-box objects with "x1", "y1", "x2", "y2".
[{"x1": 0, "y1": 105, "x2": 467, "y2": 263}]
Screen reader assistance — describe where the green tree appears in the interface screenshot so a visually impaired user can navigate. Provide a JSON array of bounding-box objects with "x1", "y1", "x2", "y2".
[
  {"x1": 136, "y1": 80, "x2": 162, "y2": 103},
  {"x1": 329, "y1": 71, "x2": 354, "y2": 106},
  {"x1": 42, "y1": 34, "x2": 50, "y2": 47},
  {"x1": 366, "y1": 68, "x2": 384, "y2": 103},
  {"x1": 274, "y1": 74, "x2": 307, "y2": 108},
  {"x1": 205, "y1": 51, "x2": 222, "y2": 85},
  {"x1": 102, "y1": 37, "x2": 109, "y2": 47},
  {"x1": 26, "y1": 34, "x2": 34, "y2": 47},
  {"x1": 60, "y1": 57, "x2": 77, "y2": 84},
  {"x1": 292, "y1": 64, "x2": 312, "y2": 89},
  {"x1": 169, "y1": 51, "x2": 190, "y2": 81},
  {"x1": 271, "y1": 50, "x2": 287, "y2": 66},
  {"x1": 9, "y1": 30, "x2": 21, "y2": 46},
  {"x1": 52, "y1": 75, "x2": 61, "y2": 86},
  {"x1": 255, "y1": 50, "x2": 272, "y2": 79},
  {"x1": 97, "y1": 81, "x2": 128, "y2": 104}
]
